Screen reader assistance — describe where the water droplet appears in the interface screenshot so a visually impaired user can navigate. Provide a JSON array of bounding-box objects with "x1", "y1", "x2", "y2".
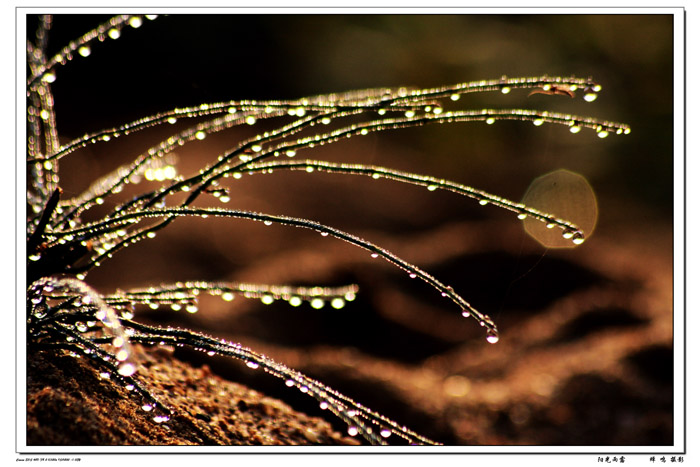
[
  {"x1": 29, "y1": 254, "x2": 41, "y2": 262},
  {"x1": 517, "y1": 213, "x2": 528, "y2": 220},
  {"x1": 347, "y1": 426, "x2": 359, "y2": 437},
  {"x1": 479, "y1": 199, "x2": 489, "y2": 206},
  {"x1": 583, "y1": 92, "x2": 598, "y2": 102},
  {"x1": 380, "y1": 429, "x2": 392, "y2": 438},
  {"x1": 486, "y1": 330, "x2": 500, "y2": 344},
  {"x1": 404, "y1": 110, "x2": 416, "y2": 118},
  {"x1": 261, "y1": 294, "x2": 274, "y2": 305},
  {"x1": 207, "y1": 350, "x2": 216, "y2": 356},
  {"x1": 450, "y1": 93, "x2": 460, "y2": 101},
  {"x1": 427, "y1": 185, "x2": 438, "y2": 191},
  {"x1": 501, "y1": 86, "x2": 511, "y2": 94},
  {"x1": 572, "y1": 231, "x2": 585, "y2": 245},
  {"x1": 331, "y1": 298, "x2": 345, "y2": 309},
  {"x1": 42, "y1": 72, "x2": 56, "y2": 83},
  {"x1": 112, "y1": 336, "x2": 125, "y2": 348},
  {"x1": 310, "y1": 298, "x2": 325, "y2": 309},
  {"x1": 116, "y1": 349, "x2": 129, "y2": 362},
  {"x1": 319, "y1": 401, "x2": 329, "y2": 410},
  {"x1": 108, "y1": 28, "x2": 121, "y2": 40},
  {"x1": 142, "y1": 404, "x2": 154, "y2": 412},
  {"x1": 461, "y1": 310, "x2": 471, "y2": 318},
  {"x1": 409, "y1": 273, "x2": 417, "y2": 279},
  {"x1": 245, "y1": 116, "x2": 256, "y2": 125},
  {"x1": 289, "y1": 296, "x2": 302, "y2": 307},
  {"x1": 285, "y1": 149, "x2": 296, "y2": 157},
  {"x1": 186, "y1": 304, "x2": 198, "y2": 313},
  {"x1": 321, "y1": 117, "x2": 332, "y2": 125},
  {"x1": 533, "y1": 119, "x2": 544, "y2": 126},
  {"x1": 486, "y1": 117, "x2": 496, "y2": 125},
  {"x1": 146, "y1": 232, "x2": 156, "y2": 239},
  {"x1": 246, "y1": 361, "x2": 260, "y2": 370},
  {"x1": 569, "y1": 125, "x2": 581, "y2": 134},
  {"x1": 75, "y1": 322, "x2": 88, "y2": 332},
  {"x1": 100, "y1": 371, "x2": 111, "y2": 379},
  {"x1": 129, "y1": 16, "x2": 143, "y2": 28},
  {"x1": 285, "y1": 379, "x2": 295, "y2": 387},
  {"x1": 116, "y1": 349, "x2": 136, "y2": 368},
  {"x1": 370, "y1": 253, "x2": 379, "y2": 258},
  {"x1": 222, "y1": 292, "x2": 234, "y2": 302},
  {"x1": 153, "y1": 415, "x2": 169, "y2": 423},
  {"x1": 597, "y1": 130, "x2": 609, "y2": 138}
]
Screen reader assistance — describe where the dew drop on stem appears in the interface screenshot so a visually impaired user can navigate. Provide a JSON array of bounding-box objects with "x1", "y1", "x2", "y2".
[
  {"x1": 118, "y1": 362, "x2": 136, "y2": 377},
  {"x1": 486, "y1": 330, "x2": 500, "y2": 344}
]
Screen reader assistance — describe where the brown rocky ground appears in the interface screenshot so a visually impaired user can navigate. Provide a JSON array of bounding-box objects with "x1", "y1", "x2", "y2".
[{"x1": 27, "y1": 344, "x2": 358, "y2": 446}]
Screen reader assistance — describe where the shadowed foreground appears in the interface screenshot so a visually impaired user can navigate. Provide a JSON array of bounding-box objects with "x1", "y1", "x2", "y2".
[{"x1": 27, "y1": 216, "x2": 673, "y2": 447}]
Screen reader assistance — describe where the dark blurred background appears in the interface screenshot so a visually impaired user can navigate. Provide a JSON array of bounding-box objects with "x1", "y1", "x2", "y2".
[{"x1": 27, "y1": 13, "x2": 677, "y2": 446}]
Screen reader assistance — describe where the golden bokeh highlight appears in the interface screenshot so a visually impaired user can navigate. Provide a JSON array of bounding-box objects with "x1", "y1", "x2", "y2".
[{"x1": 522, "y1": 169, "x2": 598, "y2": 248}]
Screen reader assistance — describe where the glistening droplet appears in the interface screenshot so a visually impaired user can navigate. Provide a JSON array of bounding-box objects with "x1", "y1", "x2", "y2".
[
  {"x1": 486, "y1": 330, "x2": 500, "y2": 344},
  {"x1": 221, "y1": 292, "x2": 234, "y2": 302},
  {"x1": 118, "y1": 362, "x2": 136, "y2": 376}
]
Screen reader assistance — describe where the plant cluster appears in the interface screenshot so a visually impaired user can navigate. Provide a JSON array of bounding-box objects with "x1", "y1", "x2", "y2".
[{"x1": 26, "y1": 14, "x2": 629, "y2": 445}]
